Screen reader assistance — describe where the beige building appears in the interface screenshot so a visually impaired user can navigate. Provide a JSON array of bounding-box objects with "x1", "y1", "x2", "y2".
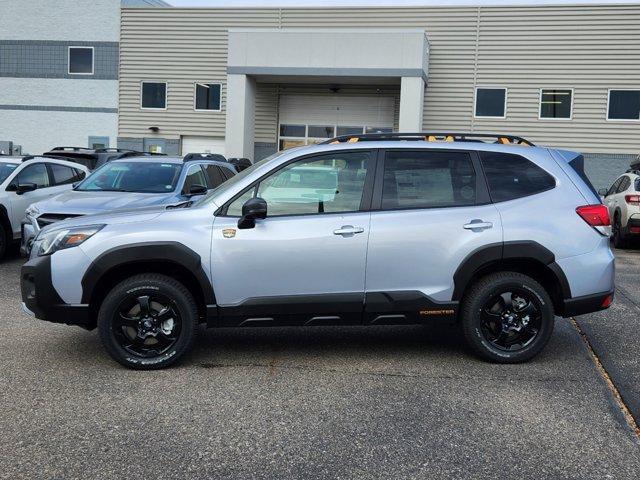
[{"x1": 118, "y1": 2, "x2": 640, "y2": 188}]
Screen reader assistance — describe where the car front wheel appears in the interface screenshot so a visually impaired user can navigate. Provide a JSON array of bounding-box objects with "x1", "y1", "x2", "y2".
[
  {"x1": 460, "y1": 272, "x2": 555, "y2": 363},
  {"x1": 98, "y1": 274, "x2": 198, "y2": 369}
]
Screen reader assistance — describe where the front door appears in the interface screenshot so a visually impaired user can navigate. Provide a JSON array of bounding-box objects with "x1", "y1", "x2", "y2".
[
  {"x1": 364, "y1": 149, "x2": 502, "y2": 324},
  {"x1": 7, "y1": 162, "x2": 60, "y2": 236},
  {"x1": 210, "y1": 150, "x2": 375, "y2": 326}
]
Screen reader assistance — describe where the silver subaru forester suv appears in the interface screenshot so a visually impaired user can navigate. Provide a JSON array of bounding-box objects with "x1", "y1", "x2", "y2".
[{"x1": 20, "y1": 133, "x2": 615, "y2": 369}]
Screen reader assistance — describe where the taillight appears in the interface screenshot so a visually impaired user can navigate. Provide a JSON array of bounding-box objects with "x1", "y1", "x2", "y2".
[
  {"x1": 625, "y1": 194, "x2": 640, "y2": 205},
  {"x1": 576, "y1": 204, "x2": 610, "y2": 227}
]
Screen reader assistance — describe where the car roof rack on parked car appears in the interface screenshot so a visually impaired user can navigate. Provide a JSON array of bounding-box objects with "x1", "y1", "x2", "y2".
[
  {"x1": 321, "y1": 132, "x2": 535, "y2": 146},
  {"x1": 50, "y1": 146, "x2": 95, "y2": 152},
  {"x1": 22, "y1": 154, "x2": 79, "y2": 162},
  {"x1": 183, "y1": 153, "x2": 227, "y2": 162}
]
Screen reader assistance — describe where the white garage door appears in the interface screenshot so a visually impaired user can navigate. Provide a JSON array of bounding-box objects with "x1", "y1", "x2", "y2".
[
  {"x1": 278, "y1": 94, "x2": 395, "y2": 150},
  {"x1": 181, "y1": 136, "x2": 225, "y2": 156}
]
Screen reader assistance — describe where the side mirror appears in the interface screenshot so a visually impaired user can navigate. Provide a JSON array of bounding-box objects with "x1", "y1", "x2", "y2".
[
  {"x1": 186, "y1": 184, "x2": 208, "y2": 197},
  {"x1": 238, "y1": 197, "x2": 267, "y2": 229},
  {"x1": 15, "y1": 182, "x2": 38, "y2": 195},
  {"x1": 598, "y1": 188, "x2": 608, "y2": 197}
]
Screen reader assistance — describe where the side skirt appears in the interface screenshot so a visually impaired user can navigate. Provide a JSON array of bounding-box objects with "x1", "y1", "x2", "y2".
[{"x1": 209, "y1": 291, "x2": 458, "y2": 328}]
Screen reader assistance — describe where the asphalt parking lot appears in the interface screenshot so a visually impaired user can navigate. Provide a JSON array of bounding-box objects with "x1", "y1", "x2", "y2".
[{"x1": 1, "y1": 249, "x2": 639, "y2": 479}]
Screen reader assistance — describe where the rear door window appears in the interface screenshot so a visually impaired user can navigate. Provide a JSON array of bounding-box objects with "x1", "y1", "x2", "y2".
[
  {"x1": 480, "y1": 152, "x2": 555, "y2": 202},
  {"x1": 381, "y1": 151, "x2": 476, "y2": 209},
  {"x1": 203, "y1": 164, "x2": 226, "y2": 189},
  {"x1": 617, "y1": 176, "x2": 631, "y2": 193},
  {"x1": 49, "y1": 163, "x2": 78, "y2": 185},
  {"x1": 606, "y1": 178, "x2": 623, "y2": 197}
]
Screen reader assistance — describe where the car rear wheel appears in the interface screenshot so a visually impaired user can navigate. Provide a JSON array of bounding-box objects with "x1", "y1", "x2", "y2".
[
  {"x1": 98, "y1": 274, "x2": 198, "y2": 370},
  {"x1": 612, "y1": 215, "x2": 629, "y2": 249},
  {"x1": 460, "y1": 272, "x2": 555, "y2": 363}
]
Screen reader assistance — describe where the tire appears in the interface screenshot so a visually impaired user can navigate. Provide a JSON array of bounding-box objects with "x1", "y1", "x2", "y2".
[
  {"x1": 612, "y1": 215, "x2": 629, "y2": 249},
  {"x1": 460, "y1": 272, "x2": 555, "y2": 363},
  {"x1": 0, "y1": 221, "x2": 6, "y2": 260},
  {"x1": 98, "y1": 274, "x2": 198, "y2": 370}
]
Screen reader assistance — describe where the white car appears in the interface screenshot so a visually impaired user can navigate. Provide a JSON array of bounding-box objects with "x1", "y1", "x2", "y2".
[
  {"x1": 0, "y1": 156, "x2": 88, "y2": 260},
  {"x1": 600, "y1": 167, "x2": 640, "y2": 248}
]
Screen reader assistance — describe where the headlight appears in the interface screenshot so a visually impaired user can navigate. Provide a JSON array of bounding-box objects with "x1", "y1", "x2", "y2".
[
  {"x1": 32, "y1": 225, "x2": 105, "y2": 257},
  {"x1": 25, "y1": 205, "x2": 40, "y2": 218}
]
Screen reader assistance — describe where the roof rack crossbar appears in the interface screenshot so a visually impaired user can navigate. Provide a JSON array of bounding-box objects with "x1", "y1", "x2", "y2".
[{"x1": 321, "y1": 132, "x2": 535, "y2": 146}]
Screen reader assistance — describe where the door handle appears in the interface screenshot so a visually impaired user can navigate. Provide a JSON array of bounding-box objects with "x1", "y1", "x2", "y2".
[
  {"x1": 463, "y1": 220, "x2": 493, "y2": 231},
  {"x1": 333, "y1": 225, "x2": 365, "y2": 236}
]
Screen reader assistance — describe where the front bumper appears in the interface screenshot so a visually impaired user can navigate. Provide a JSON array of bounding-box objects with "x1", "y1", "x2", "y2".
[
  {"x1": 20, "y1": 216, "x2": 39, "y2": 256},
  {"x1": 21, "y1": 255, "x2": 93, "y2": 329}
]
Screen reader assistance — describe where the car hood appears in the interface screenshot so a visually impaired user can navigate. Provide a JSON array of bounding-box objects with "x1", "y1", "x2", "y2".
[
  {"x1": 39, "y1": 204, "x2": 170, "y2": 234},
  {"x1": 33, "y1": 190, "x2": 178, "y2": 216}
]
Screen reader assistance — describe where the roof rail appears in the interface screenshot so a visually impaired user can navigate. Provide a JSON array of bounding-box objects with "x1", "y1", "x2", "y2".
[
  {"x1": 22, "y1": 154, "x2": 76, "y2": 162},
  {"x1": 183, "y1": 153, "x2": 227, "y2": 162},
  {"x1": 94, "y1": 148, "x2": 136, "y2": 153},
  {"x1": 321, "y1": 132, "x2": 535, "y2": 146},
  {"x1": 50, "y1": 146, "x2": 94, "y2": 152}
]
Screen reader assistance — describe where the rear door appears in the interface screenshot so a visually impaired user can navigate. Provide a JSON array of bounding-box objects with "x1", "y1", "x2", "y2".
[{"x1": 364, "y1": 148, "x2": 502, "y2": 324}]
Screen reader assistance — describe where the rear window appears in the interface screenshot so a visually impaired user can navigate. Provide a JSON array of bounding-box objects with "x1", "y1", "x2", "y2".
[
  {"x1": 567, "y1": 154, "x2": 600, "y2": 199},
  {"x1": 480, "y1": 152, "x2": 555, "y2": 202}
]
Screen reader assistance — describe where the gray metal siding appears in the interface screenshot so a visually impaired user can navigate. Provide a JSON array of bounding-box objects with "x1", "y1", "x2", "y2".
[{"x1": 119, "y1": 5, "x2": 640, "y2": 154}]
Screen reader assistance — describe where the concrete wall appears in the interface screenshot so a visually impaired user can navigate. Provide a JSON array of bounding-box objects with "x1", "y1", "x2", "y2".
[
  {"x1": 0, "y1": 0, "x2": 120, "y2": 42},
  {"x1": 0, "y1": 0, "x2": 120, "y2": 154}
]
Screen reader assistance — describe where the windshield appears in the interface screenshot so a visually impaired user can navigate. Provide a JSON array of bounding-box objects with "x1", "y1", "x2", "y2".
[
  {"x1": 0, "y1": 162, "x2": 19, "y2": 184},
  {"x1": 195, "y1": 151, "x2": 287, "y2": 206},
  {"x1": 76, "y1": 161, "x2": 183, "y2": 193}
]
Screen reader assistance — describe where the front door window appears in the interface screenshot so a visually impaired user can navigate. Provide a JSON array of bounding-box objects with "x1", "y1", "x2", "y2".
[{"x1": 227, "y1": 151, "x2": 371, "y2": 216}]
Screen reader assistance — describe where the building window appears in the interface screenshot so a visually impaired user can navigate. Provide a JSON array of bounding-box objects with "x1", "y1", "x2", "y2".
[
  {"x1": 539, "y1": 89, "x2": 573, "y2": 120},
  {"x1": 68, "y1": 47, "x2": 93, "y2": 75},
  {"x1": 195, "y1": 83, "x2": 222, "y2": 111},
  {"x1": 474, "y1": 88, "x2": 507, "y2": 118},
  {"x1": 141, "y1": 82, "x2": 167, "y2": 110},
  {"x1": 278, "y1": 124, "x2": 393, "y2": 151},
  {"x1": 607, "y1": 90, "x2": 640, "y2": 121}
]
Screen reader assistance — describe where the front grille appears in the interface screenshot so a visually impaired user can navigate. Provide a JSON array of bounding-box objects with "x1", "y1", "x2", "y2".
[{"x1": 36, "y1": 214, "x2": 82, "y2": 229}]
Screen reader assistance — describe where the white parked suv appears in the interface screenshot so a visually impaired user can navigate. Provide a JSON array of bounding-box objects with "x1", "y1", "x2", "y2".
[
  {"x1": 0, "y1": 156, "x2": 88, "y2": 260},
  {"x1": 600, "y1": 164, "x2": 640, "y2": 248}
]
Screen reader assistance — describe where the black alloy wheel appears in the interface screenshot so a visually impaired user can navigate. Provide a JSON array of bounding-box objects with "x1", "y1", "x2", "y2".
[
  {"x1": 98, "y1": 274, "x2": 197, "y2": 369},
  {"x1": 113, "y1": 293, "x2": 182, "y2": 358},
  {"x1": 461, "y1": 272, "x2": 555, "y2": 363},
  {"x1": 479, "y1": 290, "x2": 542, "y2": 352}
]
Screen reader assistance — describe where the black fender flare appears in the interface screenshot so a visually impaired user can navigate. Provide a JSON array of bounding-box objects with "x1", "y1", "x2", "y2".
[
  {"x1": 452, "y1": 241, "x2": 572, "y2": 301},
  {"x1": 80, "y1": 241, "x2": 215, "y2": 305}
]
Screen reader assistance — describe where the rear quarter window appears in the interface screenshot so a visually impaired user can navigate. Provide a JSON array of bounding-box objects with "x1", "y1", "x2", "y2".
[{"x1": 480, "y1": 151, "x2": 555, "y2": 202}]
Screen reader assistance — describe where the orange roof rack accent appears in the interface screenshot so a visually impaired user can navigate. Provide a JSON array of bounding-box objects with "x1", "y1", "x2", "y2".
[{"x1": 320, "y1": 133, "x2": 535, "y2": 146}]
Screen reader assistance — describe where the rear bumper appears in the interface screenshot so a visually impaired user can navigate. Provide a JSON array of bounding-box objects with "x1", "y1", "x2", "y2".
[
  {"x1": 625, "y1": 215, "x2": 640, "y2": 235},
  {"x1": 21, "y1": 255, "x2": 93, "y2": 329},
  {"x1": 560, "y1": 290, "x2": 614, "y2": 318}
]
